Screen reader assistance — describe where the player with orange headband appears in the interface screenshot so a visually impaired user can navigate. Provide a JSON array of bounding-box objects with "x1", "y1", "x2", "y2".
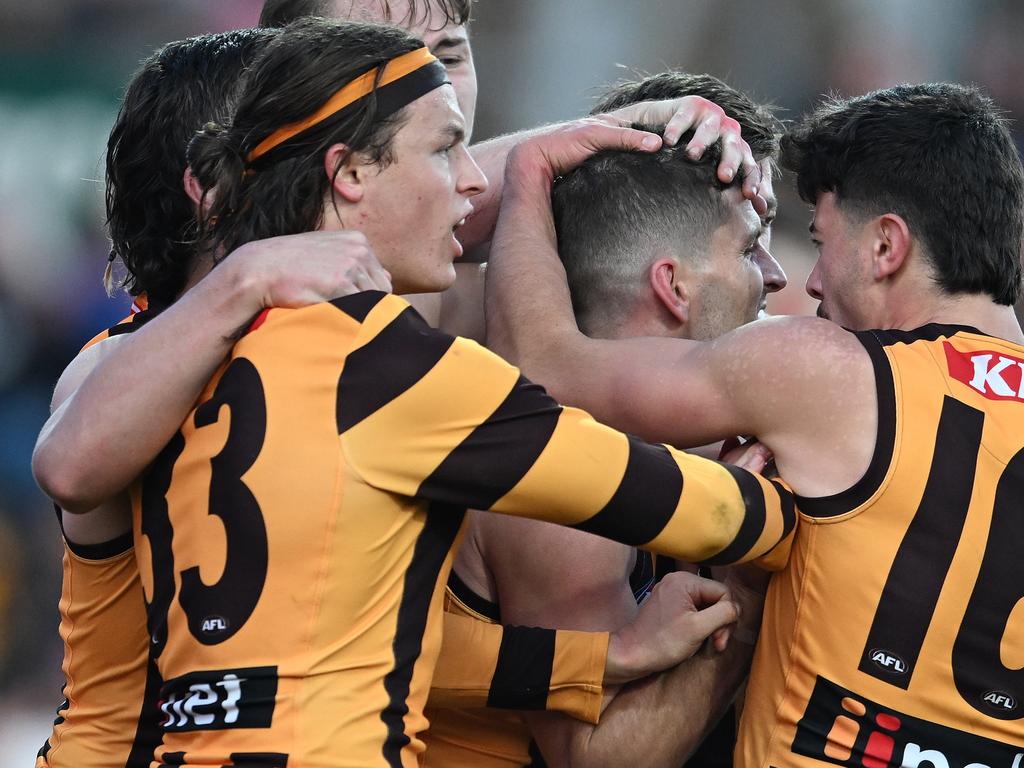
[
  {"x1": 36, "y1": 22, "x2": 734, "y2": 768},
  {"x1": 105, "y1": 17, "x2": 794, "y2": 768}
]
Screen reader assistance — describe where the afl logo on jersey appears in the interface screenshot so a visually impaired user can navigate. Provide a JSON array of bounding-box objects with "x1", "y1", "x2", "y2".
[
  {"x1": 202, "y1": 616, "x2": 230, "y2": 635},
  {"x1": 982, "y1": 691, "x2": 1017, "y2": 713},
  {"x1": 869, "y1": 649, "x2": 907, "y2": 674}
]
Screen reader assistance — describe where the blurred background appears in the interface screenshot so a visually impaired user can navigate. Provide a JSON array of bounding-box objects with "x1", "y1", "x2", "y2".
[{"x1": 1, "y1": 0, "x2": 1022, "y2": 760}]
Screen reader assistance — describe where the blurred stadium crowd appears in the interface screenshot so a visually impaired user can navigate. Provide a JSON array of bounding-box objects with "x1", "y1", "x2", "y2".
[{"x1": 1, "y1": 0, "x2": 1022, "y2": 758}]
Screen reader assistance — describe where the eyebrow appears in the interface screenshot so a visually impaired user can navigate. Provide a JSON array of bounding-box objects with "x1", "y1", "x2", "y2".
[
  {"x1": 440, "y1": 121, "x2": 465, "y2": 142},
  {"x1": 433, "y1": 36, "x2": 469, "y2": 51}
]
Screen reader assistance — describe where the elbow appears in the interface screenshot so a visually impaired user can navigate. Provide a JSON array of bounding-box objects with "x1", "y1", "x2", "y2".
[{"x1": 32, "y1": 441, "x2": 100, "y2": 514}]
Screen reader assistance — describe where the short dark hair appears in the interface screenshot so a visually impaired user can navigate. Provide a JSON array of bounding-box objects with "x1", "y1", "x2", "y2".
[
  {"x1": 189, "y1": 18, "x2": 422, "y2": 259},
  {"x1": 259, "y1": 0, "x2": 472, "y2": 29},
  {"x1": 553, "y1": 72, "x2": 775, "y2": 331},
  {"x1": 591, "y1": 71, "x2": 781, "y2": 163},
  {"x1": 782, "y1": 83, "x2": 1024, "y2": 305},
  {"x1": 105, "y1": 28, "x2": 276, "y2": 306},
  {"x1": 553, "y1": 131, "x2": 735, "y2": 332}
]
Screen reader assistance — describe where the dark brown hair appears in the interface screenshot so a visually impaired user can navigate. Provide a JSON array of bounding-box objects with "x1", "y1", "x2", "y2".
[
  {"x1": 783, "y1": 83, "x2": 1024, "y2": 305},
  {"x1": 105, "y1": 28, "x2": 277, "y2": 306},
  {"x1": 188, "y1": 18, "x2": 422, "y2": 259},
  {"x1": 553, "y1": 71, "x2": 778, "y2": 330}
]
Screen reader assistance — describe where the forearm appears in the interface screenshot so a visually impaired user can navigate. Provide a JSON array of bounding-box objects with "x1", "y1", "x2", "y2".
[
  {"x1": 534, "y1": 584, "x2": 763, "y2": 768},
  {"x1": 568, "y1": 640, "x2": 752, "y2": 768},
  {"x1": 34, "y1": 261, "x2": 261, "y2": 511},
  {"x1": 484, "y1": 152, "x2": 581, "y2": 376}
]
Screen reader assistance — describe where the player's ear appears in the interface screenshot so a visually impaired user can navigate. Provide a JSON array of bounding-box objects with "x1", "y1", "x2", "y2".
[
  {"x1": 649, "y1": 257, "x2": 690, "y2": 325},
  {"x1": 182, "y1": 166, "x2": 206, "y2": 208},
  {"x1": 871, "y1": 213, "x2": 912, "y2": 280},
  {"x1": 325, "y1": 143, "x2": 364, "y2": 204}
]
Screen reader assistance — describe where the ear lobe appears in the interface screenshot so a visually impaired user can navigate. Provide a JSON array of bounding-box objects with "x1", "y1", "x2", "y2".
[
  {"x1": 650, "y1": 258, "x2": 689, "y2": 325},
  {"x1": 182, "y1": 166, "x2": 205, "y2": 207},
  {"x1": 324, "y1": 142, "x2": 363, "y2": 204},
  {"x1": 872, "y1": 213, "x2": 911, "y2": 280}
]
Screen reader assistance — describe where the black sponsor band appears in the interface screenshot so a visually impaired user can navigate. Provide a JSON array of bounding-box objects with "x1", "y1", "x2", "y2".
[
  {"x1": 793, "y1": 675, "x2": 1023, "y2": 767},
  {"x1": 159, "y1": 665, "x2": 278, "y2": 733}
]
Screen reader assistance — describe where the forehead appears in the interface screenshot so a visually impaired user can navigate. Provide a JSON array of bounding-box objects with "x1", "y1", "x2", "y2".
[
  {"x1": 810, "y1": 191, "x2": 842, "y2": 231},
  {"x1": 719, "y1": 185, "x2": 761, "y2": 241},
  {"x1": 336, "y1": 0, "x2": 466, "y2": 39},
  {"x1": 399, "y1": 84, "x2": 463, "y2": 136}
]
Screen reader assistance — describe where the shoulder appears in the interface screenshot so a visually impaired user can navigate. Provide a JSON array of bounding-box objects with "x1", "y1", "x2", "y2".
[
  {"x1": 706, "y1": 315, "x2": 868, "y2": 370},
  {"x1": 701, "y1": 316, "x2": 874, "y2": 410},
  {"x1": 51, "y1": 334, "x2": 130, "y2": 412}
]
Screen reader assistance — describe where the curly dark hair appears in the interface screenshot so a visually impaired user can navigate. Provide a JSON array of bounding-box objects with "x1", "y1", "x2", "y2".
[
  {"x1": 188, "y1": 18, "x2": 423, "y2": 260},
  {"x1": 104, "y1": 28, "x2": 277, "y2": 306},
  {"x1": 782, "y1": 83, "x2": 1024, "y2": 305}
]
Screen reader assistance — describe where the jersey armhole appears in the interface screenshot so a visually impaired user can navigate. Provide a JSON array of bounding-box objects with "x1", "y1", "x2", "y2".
[
  {"x1": 795, "y1": 330, "x2": 898, "y2": 519},
  {"x1": 448, "y1": 569, "x2": 501, "y2": 622},
  {"x1": 54, "y1": 504, "x2": 134, "y2": 561}
]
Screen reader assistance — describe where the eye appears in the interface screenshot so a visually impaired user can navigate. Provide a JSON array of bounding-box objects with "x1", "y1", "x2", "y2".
[{"x1": 439, "y1": 55, "x2": 465, "y2": 67}]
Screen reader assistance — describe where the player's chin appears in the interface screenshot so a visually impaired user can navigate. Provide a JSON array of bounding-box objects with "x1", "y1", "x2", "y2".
[{"x1": 425, "y1": 260, "x2": 458, "y2": 294}]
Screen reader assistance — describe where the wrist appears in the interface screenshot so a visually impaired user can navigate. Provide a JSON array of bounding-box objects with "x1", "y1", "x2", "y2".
[
  {"x1": 220, "y1": 244, "x2": 273, "y2": 312},
  {"x1": 505, "y1": 145, "x2": 555, "y2": 192},
  {"x1": 204, "y1": 249, "x2": 268, "y2": 338},
  {"x1": 605, "y1": 626, "x2": 639, "y2": 685}
]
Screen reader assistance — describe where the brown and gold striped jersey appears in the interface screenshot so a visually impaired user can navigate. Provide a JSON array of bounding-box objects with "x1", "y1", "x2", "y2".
[
  {"x1": 136, "y1": 292, "x2": 795, "y2": 768},
  {"x1": 39, "y1": 299, "x2": 164, "y2": 768},
  {"x1": 737, "y1": 325, "x2": 1024, "y2": 768},
  {"x1": 430, "y1": 602, "x2": 609, "y2": 720}
]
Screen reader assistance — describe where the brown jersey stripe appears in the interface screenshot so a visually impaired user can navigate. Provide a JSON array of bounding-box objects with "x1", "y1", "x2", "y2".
[
  {"x1": 571, "y1": 437, "x2": 682, "y2": 545},
  {"x1": 417, "y1": 376, "x2": 561, "y2": 509},
  {"x1": 105, "y1": 304, "x2": 162, "y2": 337},
  {"x1": 953, "y1": 441, "x2": 1024, "y2": 716},
  {"x1": 700, "y1": 463, "x2": 768, "y2": 565},
  {"x1": 381, "y1": 502, "x2": 465, "y2": 768},
  {"x1": 140, "y1": 430, "x2": 186, "y2": 660},
  {"x1": 857, "y1": 396, "x2": 984, "y2": 689},
  {"x1": 331, "y1": 290, "x2": 388, "y2": 323},
  {"x1": 227, "y1": 753, "x2": 289, "y2": 767},
  {"x1": 125, "y1": 655, "x2": 164, "y2": 768},
  {"x1": 486, "y1": 626, "x2": 557, "y2": 711},
  {"x1": 336, "y1": 305, "x2": 456, "y2": 433}
]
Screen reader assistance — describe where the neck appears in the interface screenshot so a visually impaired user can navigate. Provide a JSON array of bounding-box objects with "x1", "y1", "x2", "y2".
[
  {"x1": 884, "y1": 291, "x2": 1024, "y2": 343},
  {"x1": 582, "y1": 301, "x2": 689, "y2": 342},
  {"x1": 178, "y1": 252, "x2": 215, "y2": 298}
]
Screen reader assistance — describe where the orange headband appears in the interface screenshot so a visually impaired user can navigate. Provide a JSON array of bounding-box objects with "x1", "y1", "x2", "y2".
[{"x1": 247, "y1": 47, "x2": 440, "y2": 164}]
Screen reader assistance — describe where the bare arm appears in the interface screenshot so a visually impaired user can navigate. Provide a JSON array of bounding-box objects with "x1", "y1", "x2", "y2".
[
  {"x1": 45, "y1": 340, "x2": 133, "y2": 542},
  {"x1": 484, "y1": 124, "x2": 877, "y2": 497},
  {"x1": 34, "y1": 231, "x2": 389, "y2": 512}
]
